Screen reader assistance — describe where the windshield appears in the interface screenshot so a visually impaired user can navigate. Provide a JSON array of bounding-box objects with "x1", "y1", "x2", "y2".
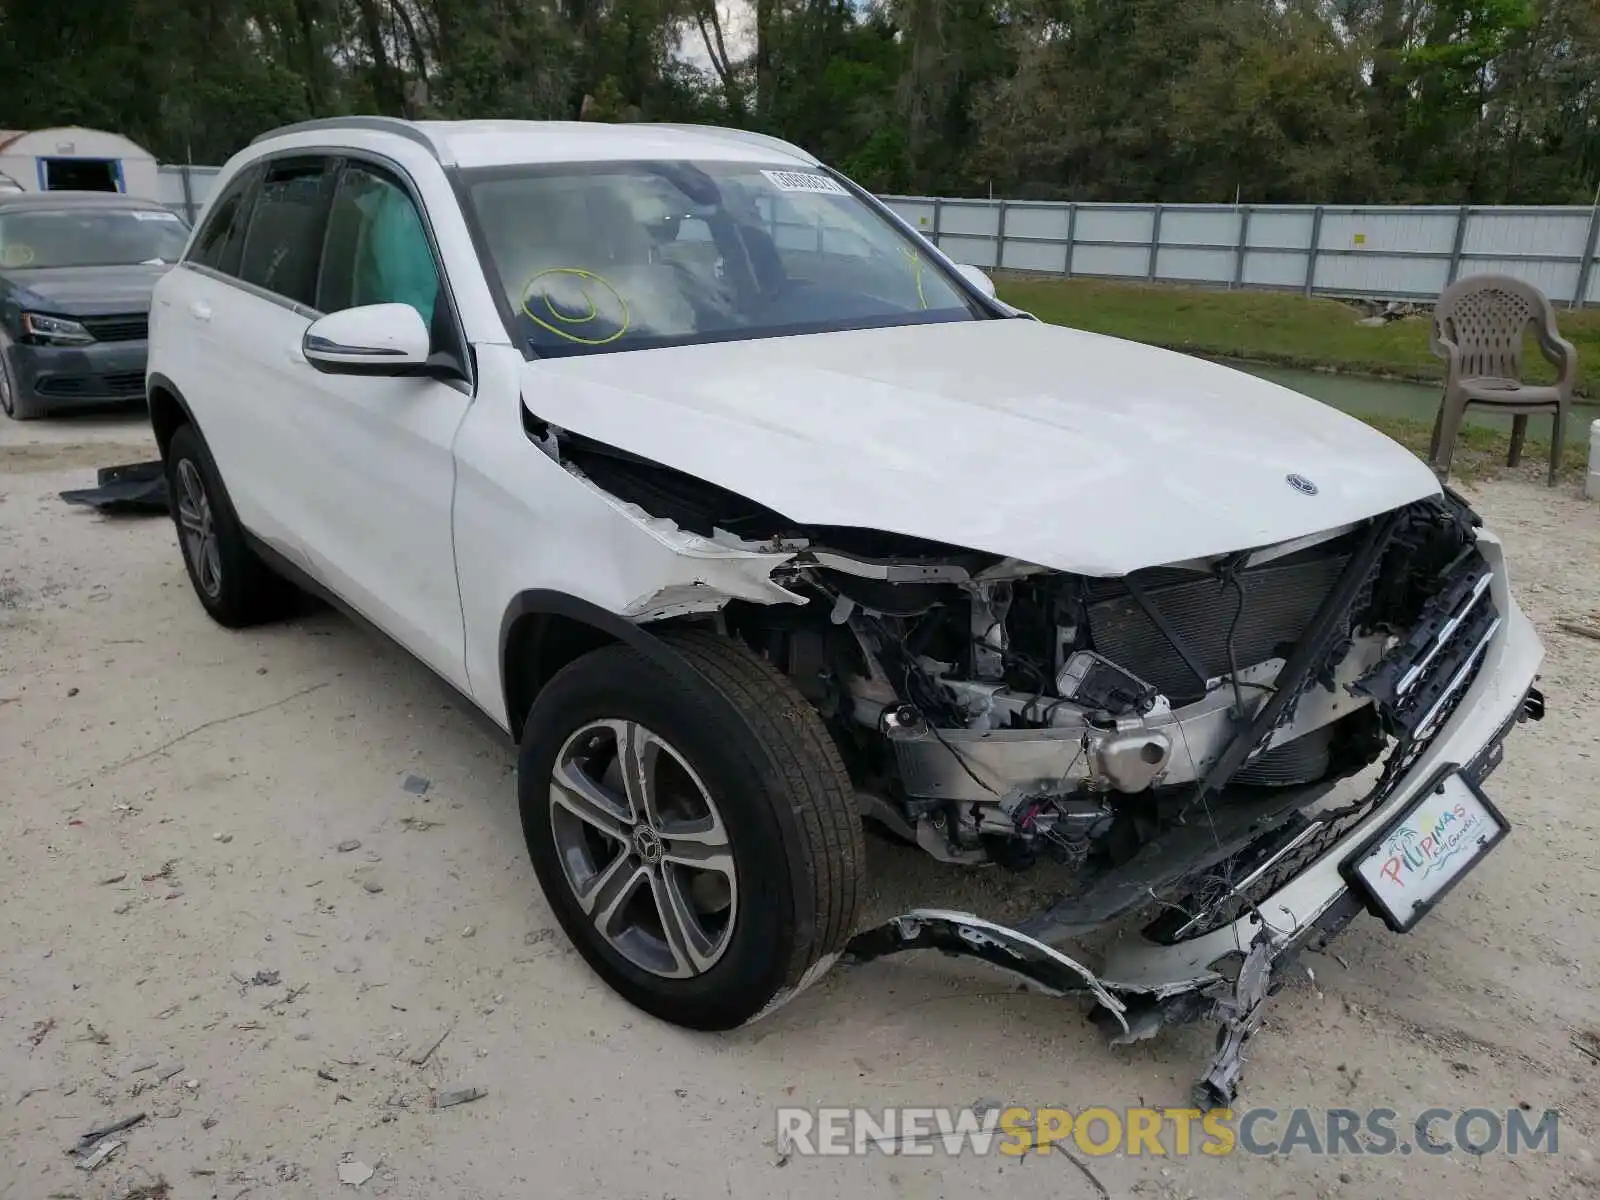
[
  {"x1": 0, "y1": 208, "x2": 190, "y2": 269},
  {"x1": 462, "y1": 160, "x2": 983, "y2": 357}
]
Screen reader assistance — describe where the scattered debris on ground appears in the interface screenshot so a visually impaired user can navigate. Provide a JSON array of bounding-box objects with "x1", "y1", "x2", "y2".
[
  {"x1": 338, "y1": 1159, "x2": 375, "y2": 1186},
  {"x1": 1557, "y1": 615, "x2": 1600, "y2": 642},
  {"x1": 74, "y1": 1137, "x2": 124, "y2": 1171},
  {"x1": 118, "y1": 1175, "x2": 171, "y2": 1200},
  {"x1": 405, "y1": 1022, "x2": 454, "y2": 1066},
  {"x1": 436, "y1": 1086, "x2": 487, "y2": 1109},
  {"x1": 230, "y1": 966, "x2": 282, "y2": 988},
  {"x1": 401, "y1": 773, "x2": 431, "y2": 796},
  {"x1": 58, "y1": 461, "x2": 168, "y2": 515},
  {"x1": 1573, "y1": 1031, "x2": 1600, "y2": 1064}
]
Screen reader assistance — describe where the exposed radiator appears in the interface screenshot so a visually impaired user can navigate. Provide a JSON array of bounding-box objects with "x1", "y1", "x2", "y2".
[
  {"x1": 1084, "y1": 552, "x2": 1350, "y2": 704},
  {"x1": 1235, "y1": 724, "x2": 1334, "y2": 787}
]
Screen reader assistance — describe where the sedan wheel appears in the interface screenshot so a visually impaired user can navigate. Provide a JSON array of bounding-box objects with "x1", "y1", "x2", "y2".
[{"x1": 0, "y1": 349, "x2": 36, "y2": 420}]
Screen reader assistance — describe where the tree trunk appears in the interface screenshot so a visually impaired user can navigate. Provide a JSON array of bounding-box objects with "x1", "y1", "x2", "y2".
[
  {"x1": 355, "y1": 0, "x2": 406, "y2": 113},
  {"x1": 756, "y1": 0, "x2": 775, "y2": 121}
]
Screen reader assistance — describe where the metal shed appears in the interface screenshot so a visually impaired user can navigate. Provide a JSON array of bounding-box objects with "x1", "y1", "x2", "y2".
[{"x1": 0, "y1": 127, "x2": 160, "y2": 200}]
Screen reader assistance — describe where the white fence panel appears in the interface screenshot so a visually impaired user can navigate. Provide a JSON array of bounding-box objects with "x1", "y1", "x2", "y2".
[
  {"x1": 1459, "y1": 259, "x2": 1583, "y2": 304},
  {"x1": 1464, "y1": 210, "x2": 1587, "y2": 256},
  {"x1": 940, "y1": 234, "x2": 998, "y2": 268},
  {"x1": 1245, "y1": 209, "x2": 1314, "y2": 250},
  {"x1": 880, "y1": 195, "x2": 1600, "y2": 306},
  {"x1": 1240, "y1": 250, "x2": 1303, "y2": 288},
  {"x1": 1320, "y1": 207, "x2": 1459, "y2": 255},
  {"x1": 1157, "y1": 247, "x2": 1234, "y2": 283},
  {"x1": 938, "y1": 201, "x2": 998, "y2": 237},
  {"x1": 1074, "y1": 244, "x2": 1150, "y2": 278},
  {"x1": 1074, "y1": 205, "x2": 1155, "y2": 247},
  {"x1": 1315, "y1": 251, "x2": 1451, "y2": 299},
  {"x1": 1159, "y1": 208, "x2": 1236, "y2": 247},
  {"x1": 1004, "y1": 203, "x2": 1071, "y2": 241}
]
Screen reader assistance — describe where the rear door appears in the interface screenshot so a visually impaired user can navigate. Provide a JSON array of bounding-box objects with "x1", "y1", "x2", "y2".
[
  {"x1": 216, "y1": 156, "x2": 342, "y2": 550},
  {"x1": 281, "y1": 157, "x2": 472, "y2": 690},
  {"x1": 156, "y1": 162, "x2": 292, "y2": 541}
]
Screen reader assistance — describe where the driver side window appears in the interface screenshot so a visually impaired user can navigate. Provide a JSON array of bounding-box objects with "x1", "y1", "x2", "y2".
[{"x1": 316, "y1": 163, "x2": 440, "y2": 329}]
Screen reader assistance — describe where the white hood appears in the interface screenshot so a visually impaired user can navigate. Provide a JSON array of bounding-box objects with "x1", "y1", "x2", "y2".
[{"x1": 520, "y1": 318, "x2": 1442, "y2": 576}]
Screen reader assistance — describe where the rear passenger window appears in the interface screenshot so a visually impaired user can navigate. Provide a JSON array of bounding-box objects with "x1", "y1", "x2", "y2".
[
  {"x1": 187, "y1": 167, "x2": 259, "y2": 277},
  {"x1": 238, "y1": 158, "x2": 336, "y2": 306}
]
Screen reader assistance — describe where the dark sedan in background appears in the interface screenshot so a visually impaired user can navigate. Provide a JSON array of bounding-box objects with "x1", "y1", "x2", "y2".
[{"x1": 0, "y1": 192, "x2": 189, "y2": 420}]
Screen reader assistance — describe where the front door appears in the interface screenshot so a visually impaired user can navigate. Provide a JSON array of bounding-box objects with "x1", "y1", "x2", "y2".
[{"x1": 283, "y1": 158, "x2": 473, "y2": 691}]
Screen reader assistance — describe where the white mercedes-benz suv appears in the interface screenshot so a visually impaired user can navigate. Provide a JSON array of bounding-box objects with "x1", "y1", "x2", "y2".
[{"x1": 146, "y1": 117, "x2": 1544, "y2": 1102}]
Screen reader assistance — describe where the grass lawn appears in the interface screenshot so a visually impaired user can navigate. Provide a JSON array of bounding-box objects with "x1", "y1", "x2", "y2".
[
  {"x1": 1363, "y1": 414, "x2": 1587, "y2": 483},
  {"x1": 995, "y1": 276, "x2": 1600, "y2": 397}
]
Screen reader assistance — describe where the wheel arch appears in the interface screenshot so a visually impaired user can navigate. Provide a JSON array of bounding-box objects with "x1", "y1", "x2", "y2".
[
  {"x1": 498, "y1": 590, "x2": 706, "y2": 739},
  {"x1": 147, "y1": 372, "x2": 197, "y2": 462}
]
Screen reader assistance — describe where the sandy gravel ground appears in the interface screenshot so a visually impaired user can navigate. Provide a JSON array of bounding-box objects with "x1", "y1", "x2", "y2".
[{"x1": 3, "y1": 409, "x2": 1599, "y2": 1200}]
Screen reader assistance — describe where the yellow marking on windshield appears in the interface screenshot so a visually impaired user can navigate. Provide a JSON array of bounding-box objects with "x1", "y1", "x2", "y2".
[
  {"x1": 1, "y1": 243, "x2": 35, "y2": 268},
  {"x1": 520, "y1": 267, "x2": 630, "y2": 346},
  {"x1": 899, "y1": 246, "x2": 928, "y2": 310}
]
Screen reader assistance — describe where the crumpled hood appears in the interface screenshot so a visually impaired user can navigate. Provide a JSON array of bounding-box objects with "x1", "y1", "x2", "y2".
[
  {"x1": 1, "y1": 264, "x2": 169, "y2": 314},
  {"x1": 521, "y1": 318, "x2": 1442, "y2": 576}
]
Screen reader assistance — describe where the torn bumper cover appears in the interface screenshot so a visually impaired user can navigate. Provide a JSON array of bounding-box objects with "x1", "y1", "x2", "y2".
[
  {"x1": 59, "y1": 460, "x2": 169, "y2": 515},
  {"x1": 844, "y1": 552, "x2": 1545, "y2": 1103}
]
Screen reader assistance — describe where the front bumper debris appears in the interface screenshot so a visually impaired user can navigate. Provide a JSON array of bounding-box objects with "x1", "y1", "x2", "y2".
[
  {"x1": 844, "y1": 910, "x2": 1131, "y2": 1033},
  {"x1": 843, "y1": 607, "x2": 1545, "y2": 1106},
  {"x1": 60, "y1": 460, "x2": 169, "y2": 515}
]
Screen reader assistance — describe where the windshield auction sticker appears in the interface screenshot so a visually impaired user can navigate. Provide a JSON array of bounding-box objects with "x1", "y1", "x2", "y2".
[{"x1": 760, "y1": 170, "x2": 848, "y2": 195}]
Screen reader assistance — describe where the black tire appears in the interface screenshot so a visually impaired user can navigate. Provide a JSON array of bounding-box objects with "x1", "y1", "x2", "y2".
[
  {"x1": 518, "y1": 629, "x2": 865, "y2": 1030},
  {"x1": 165, "y1": 423, "x2": 295, "y2": 627},
  {"x1": 0, "y1": 344, "x2": 44, "y2": 421}
]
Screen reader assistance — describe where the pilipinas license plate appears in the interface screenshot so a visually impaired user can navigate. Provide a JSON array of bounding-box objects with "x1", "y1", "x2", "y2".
[{"x1": 1344, "y1": 767, "x2": 1510, "y2": 933}]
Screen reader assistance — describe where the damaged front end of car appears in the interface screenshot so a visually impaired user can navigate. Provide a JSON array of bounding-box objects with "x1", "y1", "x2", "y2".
[{"x1": 535, "y1": 411, "x2": 1546, "y2": 1104}]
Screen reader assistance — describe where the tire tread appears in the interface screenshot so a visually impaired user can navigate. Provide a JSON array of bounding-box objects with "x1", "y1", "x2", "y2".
[{"x1": 660, "y1": 629, "x2": 864, "y2": 982}]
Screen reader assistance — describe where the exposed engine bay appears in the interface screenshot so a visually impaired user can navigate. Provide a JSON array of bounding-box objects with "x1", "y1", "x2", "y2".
[{"x1": 544, "y1": 417, "x2": 1502, "y2": 941}]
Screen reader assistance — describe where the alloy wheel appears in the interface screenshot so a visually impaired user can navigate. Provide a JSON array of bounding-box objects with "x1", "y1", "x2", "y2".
[
  {"x1": 549, "y1": 719, "x2": 738, "y2": 978},
  {"x1": 175, "y1": 458, "x2": 222, "y2": 599}
]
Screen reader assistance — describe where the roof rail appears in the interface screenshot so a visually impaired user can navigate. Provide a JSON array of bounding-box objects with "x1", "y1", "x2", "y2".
[
  {"x1": 642, "y1": 124, "x2": 818, "y2": 166},
  {"x1": 250, "y1": 116, "x2": 440, "y2": 158}
]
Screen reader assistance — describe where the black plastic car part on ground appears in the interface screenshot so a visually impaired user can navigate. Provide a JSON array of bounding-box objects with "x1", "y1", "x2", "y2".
[{"x1": 59, "y1": 460, "x2": 169, "y2": 514}]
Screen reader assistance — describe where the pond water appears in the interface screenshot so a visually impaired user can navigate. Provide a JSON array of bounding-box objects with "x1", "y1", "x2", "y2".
[{"x1": 1235, "y1": 362, "x2": 1597, "y2": 443}]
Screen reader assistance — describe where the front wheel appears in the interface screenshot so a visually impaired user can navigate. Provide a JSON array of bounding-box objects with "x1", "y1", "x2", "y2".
[
  {"x1": 518, "y1": 629, "x2": 864, "y2": 1030},
  {"x1": 0, "y1": 345, "x2": 43, "y2": 421}
]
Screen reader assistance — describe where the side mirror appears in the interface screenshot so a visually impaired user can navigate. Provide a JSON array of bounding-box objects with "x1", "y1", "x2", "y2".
[
  {"x1": 303, "y1": 303, "x2": 431, "y2": 376},
  {"x1": 953, "y1": 263, "x2": 998, "y2": 299}
]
